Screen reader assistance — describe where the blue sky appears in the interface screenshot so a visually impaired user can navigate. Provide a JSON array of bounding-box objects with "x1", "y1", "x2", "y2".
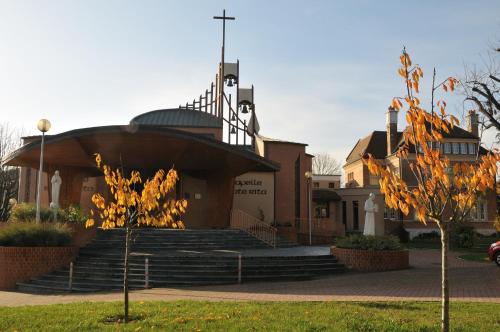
[{"x1": 0, "y1": 0, "x2": 498, "y2": 163}]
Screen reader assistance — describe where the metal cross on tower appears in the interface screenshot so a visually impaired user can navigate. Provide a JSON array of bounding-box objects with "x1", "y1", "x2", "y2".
[{"x1": 213, "y1": 9, "x2": 235, "y2": 118}]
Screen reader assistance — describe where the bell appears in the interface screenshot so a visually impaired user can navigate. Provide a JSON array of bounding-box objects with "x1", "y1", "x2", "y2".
[
  {"x1": 230, "y1": 126, "x2": 236, "y2": 134},
  {"x1": 226, "y1": 79, "x2": 233, "y2": 87},
  {"x1": 241, "y1": 104, "x2": 248, "y2": 114},
  {"x1": 231, "y1": 113, "x2": 236, "y2": 121}
]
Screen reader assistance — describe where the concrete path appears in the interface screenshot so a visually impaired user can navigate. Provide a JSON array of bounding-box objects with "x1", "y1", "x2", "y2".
[{"x1": 0, "y1": 249, "x2": 498, "y2": 307}]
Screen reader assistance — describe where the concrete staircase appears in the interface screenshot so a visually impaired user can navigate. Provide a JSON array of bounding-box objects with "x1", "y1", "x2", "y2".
[{"x1": 17, "y1": 229, "x2": 344, "y2": 293}]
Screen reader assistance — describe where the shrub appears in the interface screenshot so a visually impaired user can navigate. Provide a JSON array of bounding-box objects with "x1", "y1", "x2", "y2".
[
  {"x1": 10, "y1": 203, "x2": 52, "y2": 222},
  {"x1": 336, "y1": 234, "x2": 402, "y2": 250},
  {"x1": 9, "y1": 203, "x2": 87, "y2": 224},
  {"x1": 412, "y1": 231, "x2": 440, "y2": 241},
  {"x1": 61, "y1": 205, "x2": 87, "y2": 223},
  {"x1": 0, "y1": 222, "x2": 72, "y2": 246},
  {"x1": 451, "y1": 223, "x2": 476, "y2": 249},
  {"x1": 388, "y1": 224, "x2": 410, "y2": 243}
]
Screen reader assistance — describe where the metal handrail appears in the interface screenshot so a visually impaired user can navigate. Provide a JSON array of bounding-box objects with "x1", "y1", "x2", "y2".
[{"x1": 230, "y1": 209, "x2": 277, "y2": 248}]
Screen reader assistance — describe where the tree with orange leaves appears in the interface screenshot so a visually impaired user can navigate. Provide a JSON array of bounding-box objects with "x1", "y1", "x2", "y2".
[
  {"x1": 85, "y1": 153, "x2": 187, "y2": 322},
  {"x1": 365, "y1": 50, "x2": 499, "y2": 332}
]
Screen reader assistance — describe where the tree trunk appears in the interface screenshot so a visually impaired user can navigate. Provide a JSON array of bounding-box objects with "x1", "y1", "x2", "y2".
[
  {"x1": 123, "y1": 224, "x2": 131, "y2": 323},
  {"x1": 438, "y1": 222, "x2": 449, "y2": 332}
]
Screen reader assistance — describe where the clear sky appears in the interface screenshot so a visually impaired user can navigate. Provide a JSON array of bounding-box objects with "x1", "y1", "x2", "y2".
[{"x1": 0, "y1": 0, "x2": 498, "y2": 164}]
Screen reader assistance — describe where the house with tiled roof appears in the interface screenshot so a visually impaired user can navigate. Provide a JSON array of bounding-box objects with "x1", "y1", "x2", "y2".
[{"x1": 339, "y1": 108, "x2": 497, "y2": 238}]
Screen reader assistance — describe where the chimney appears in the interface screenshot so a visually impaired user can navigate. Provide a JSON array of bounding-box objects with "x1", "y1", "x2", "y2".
[
  {"x1": 466, "y1": 110, "x2": 479, "y2": 137},
  {"x1": 386, "y1": 106, "x2": 398, "y2": 156}
]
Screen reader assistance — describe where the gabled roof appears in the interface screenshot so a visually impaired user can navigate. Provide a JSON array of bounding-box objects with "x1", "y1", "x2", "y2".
[
  {"x1": 345, "y1": 131, "x2": 403, "y2": 165},
  {"x1": 345, "y1": 122, "x2": 483, "y2": 167}
]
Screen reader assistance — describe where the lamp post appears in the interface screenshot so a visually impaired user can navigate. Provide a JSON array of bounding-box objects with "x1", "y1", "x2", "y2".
[
  {"x1": 304, "y1": 171, "x2": 313, "y2": 246},
  {"x1": 35, "y1": 119, "x2": 51, "y2": 223}
]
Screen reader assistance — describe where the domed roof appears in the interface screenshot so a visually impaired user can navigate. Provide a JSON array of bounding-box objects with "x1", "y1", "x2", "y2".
[{"x1": 130, "y1": 108, "x2": 222, "y2": 128}]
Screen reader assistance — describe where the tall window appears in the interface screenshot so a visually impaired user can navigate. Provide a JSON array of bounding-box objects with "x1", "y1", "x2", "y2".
[
  {"x1": 468, "y1": 143, "x2": 476, "y2": 155},
  {"x1": 460, "y1": 142, "x2": 468, "y2": 154},
  {"x1": 353, "y1": 201, "x2": 359, "y2": 230},
  {"x1": 452, "y1": 142, "x2": 460, "y2": 154},
  {"x1": 342, "y1": 201, "x2": 347, "y2": 225},
  {"x1": 347, "y1": 172, "x2": 354, "y2": 182},
  {"x1": 294, "y1": 157, "x2": 300, "y2": 219},
  {"x1": 471, "y1": 199, "x2": 487, "y2": 221}
]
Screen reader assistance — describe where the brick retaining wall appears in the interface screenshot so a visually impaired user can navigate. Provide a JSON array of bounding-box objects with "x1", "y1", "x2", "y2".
[
  {"x1": 0, "y1": 246, "x2": 79, "y2": 289},
  {"x1": 331, "y1": 246, "x2": 409, "y2": 272},
  {"x1": 67, "y1": 224, "x2": 96, "y2": 247}
]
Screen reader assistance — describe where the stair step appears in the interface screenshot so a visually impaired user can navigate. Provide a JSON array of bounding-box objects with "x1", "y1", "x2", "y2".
[{"x1": 17, "y1": 229, "x2": 345, "y2": 293}]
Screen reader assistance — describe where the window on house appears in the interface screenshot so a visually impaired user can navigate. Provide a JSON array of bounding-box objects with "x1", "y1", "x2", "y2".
[
  {"x1": 384, "y1": 206, "x2": 398, "y2": 220},
  {"x1": 314, "y1": 202, "x2": 329, "y2": 218},
  {"x1": 452, "y1": 142, "x2": 460, "y2": 154},
  {"x1": 313, "y1": 182, "x2": 319, "y2": 188},
  {"x1": 342, "y1": 201, "x2": 347, "y2": 225},
  {"x1": 468, "y1": 143, "x2": 476, "y2": 155},
  {"x1": 328, "y1": 182, "x2": 335, "y2": 189},
  {"x1": 460, "y1": 142, "x2": 468, "y2": 154},
  {"x1": 471, "y1": 199, "x2": 487, "y2": 221},
  {"x1": 444, "y1": 142, "x2": 451, "y2": 154},
  {"x1": 347, "y1": 172, "x2": 354, "y2": 182},
  {"x1": 369, "y1": 174, "x2": 379, "y2": 186}
]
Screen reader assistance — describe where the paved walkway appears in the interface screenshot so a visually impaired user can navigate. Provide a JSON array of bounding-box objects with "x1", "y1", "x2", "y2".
[{"x1": 0, "y1": 249, "x2": 498, "y2": 307}]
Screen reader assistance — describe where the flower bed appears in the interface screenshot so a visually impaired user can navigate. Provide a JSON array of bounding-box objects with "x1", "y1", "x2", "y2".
[
  {"x1": 0, "y1": 246, "x2": 78, "y2": 289},
  {"x1": 331, "y1": 235, "x2": 409, "y2": 272},
  {"x1": 331, "y1": 246, "x2": 409, "y2": 272}
]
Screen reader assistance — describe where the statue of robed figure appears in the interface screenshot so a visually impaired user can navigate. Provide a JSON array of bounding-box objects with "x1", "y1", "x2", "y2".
[
  {"x1": 363, "y1": 192, "x2": 378, "y2": 236},
  {"x1": 50, "y1": 170, "x2": 62, "y2": 221}
]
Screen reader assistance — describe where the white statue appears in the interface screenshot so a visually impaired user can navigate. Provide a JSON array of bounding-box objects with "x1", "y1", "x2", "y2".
[
  {"x1": 50, "y1": 170, "x2": 62, "y2": 210},
  {"x1": 363, "y1": 193, "x2": 378, "y2": 236}
]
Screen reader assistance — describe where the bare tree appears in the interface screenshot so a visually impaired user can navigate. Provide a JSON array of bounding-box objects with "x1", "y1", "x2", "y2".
[
  {"x1": 312, "y1": 153, "x2": 341, "y2": 175},
  {"x1": 461, "y1": 46, "x2": 500, "y2": 140},
  {"x1": 0, "y1": 123, "x2": 24, "y2": 221}
]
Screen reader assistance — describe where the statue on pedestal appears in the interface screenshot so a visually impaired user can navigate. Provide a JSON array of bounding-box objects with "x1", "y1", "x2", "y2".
[
  {"x1": 50, "y1": 170, "x2": 62, "y2": 221},
  {"x1": 363, "y1": 193, "x2": 378, "y2": 236}
]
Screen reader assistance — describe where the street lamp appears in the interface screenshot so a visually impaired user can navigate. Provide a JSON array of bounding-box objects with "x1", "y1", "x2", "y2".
[
  {"x1": 35, "y1": 119, "x2": 51, "y2": 223},
  {"x1": 304, "y1": 171, "x2": 313, "y2": 246}
]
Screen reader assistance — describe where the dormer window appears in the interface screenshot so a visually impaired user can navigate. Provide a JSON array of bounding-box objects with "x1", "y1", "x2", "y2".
[
  {"x1": 468, "y1": 143, "x2": 476, "y2": 155},
  {"x1": 444, "y1": 143, "x2": 451, "y2": 154},
  {"x1": 460, "y1": 143, "x2": 468, "y2": 154}
]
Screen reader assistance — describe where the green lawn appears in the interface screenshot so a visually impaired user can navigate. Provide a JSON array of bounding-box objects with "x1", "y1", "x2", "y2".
[
  {"x1": 458, "y1": 252, "x2": 491, "y2": 263},
  {"x1": 0, "y1": 301, "x2": 499, "y2": 331}
]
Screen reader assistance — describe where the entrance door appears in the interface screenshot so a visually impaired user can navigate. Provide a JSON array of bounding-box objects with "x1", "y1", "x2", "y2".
[
  {"x1": 353, "y1": 201, "x2": 359, "y2": 230},
  {"x1": 181, "y1": 174, "x2": 208, "y2": 228}
]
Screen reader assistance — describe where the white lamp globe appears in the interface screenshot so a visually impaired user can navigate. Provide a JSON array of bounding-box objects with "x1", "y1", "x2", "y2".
[{"x1": 37, "y1": 119, "x2": 51, "y2": 133}]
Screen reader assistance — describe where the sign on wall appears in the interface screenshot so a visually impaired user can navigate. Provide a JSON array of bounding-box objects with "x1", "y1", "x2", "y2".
[{"x1": 233, "y1": 172, "x2": 274, "y2": 224}]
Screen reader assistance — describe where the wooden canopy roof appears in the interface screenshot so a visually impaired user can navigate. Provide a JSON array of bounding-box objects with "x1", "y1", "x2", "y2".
[{"x1": 2, "y1": 125, "x2": 279, "y2": 177}]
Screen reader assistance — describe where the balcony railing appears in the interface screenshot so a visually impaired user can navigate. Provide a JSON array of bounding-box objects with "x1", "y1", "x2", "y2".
[{"x1": 230, "y1": 209, "x2": 277, "y2": 248}]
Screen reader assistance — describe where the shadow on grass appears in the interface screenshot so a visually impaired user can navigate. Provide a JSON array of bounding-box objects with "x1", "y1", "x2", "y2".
[{"x1": 356, "y1": 302, "x2": 423, "y2": 310}]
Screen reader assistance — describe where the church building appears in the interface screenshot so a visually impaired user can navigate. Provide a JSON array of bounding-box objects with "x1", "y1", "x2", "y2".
[{"x1": 3, "y1": 20, "x2": 313, "y2": 234}]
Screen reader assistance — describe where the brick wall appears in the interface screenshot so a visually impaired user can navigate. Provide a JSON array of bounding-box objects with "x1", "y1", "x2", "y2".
[
  {"x1": 67, "y1": 224, "x2": 97, "y2": 247},
  {"x1": 0, "y1": 246, "x2": 79, "y2": 289},
  {"x1": 331, "y1": 246, "x2": 409, "y2": 272}
]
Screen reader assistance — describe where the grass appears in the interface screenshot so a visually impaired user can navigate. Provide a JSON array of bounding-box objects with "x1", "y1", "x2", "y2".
[
  {"x1": 458, "y1": 252, "x2": 490, "y2": 263},
  {"x1": 0, "y1": 301, "x2": 499, "y2": 331}
]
